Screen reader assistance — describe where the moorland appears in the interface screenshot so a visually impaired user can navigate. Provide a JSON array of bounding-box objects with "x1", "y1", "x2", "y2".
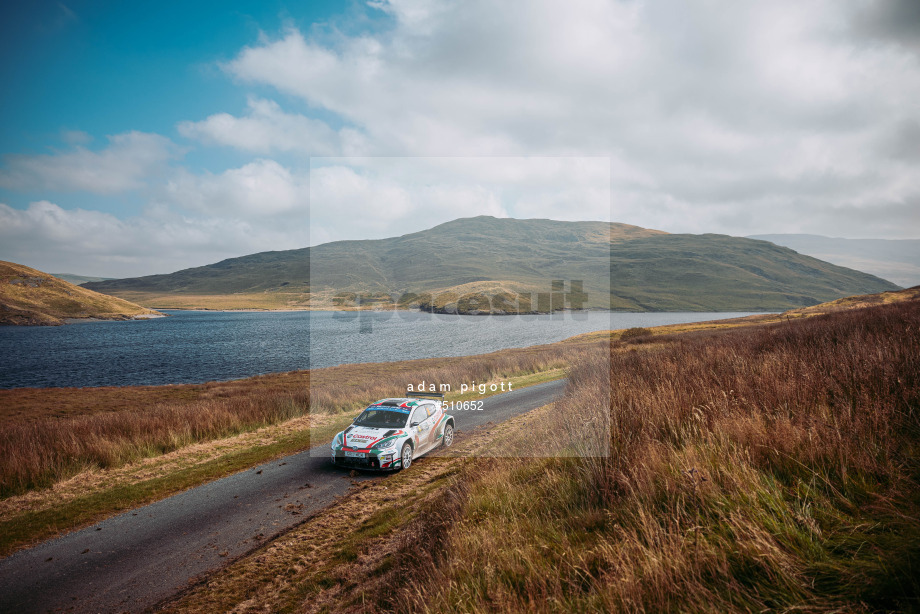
[
  {"x1": 83, "y1": 217, "x2": 898, "y2": 313},
  {"x1": 1, "y1": 287, "x2": 917, "y2": 614}
]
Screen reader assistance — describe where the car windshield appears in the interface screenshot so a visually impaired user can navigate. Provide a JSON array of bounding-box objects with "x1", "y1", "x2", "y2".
[{"x1": 353, "y1": 408, "x2": 409, "y2": 429}]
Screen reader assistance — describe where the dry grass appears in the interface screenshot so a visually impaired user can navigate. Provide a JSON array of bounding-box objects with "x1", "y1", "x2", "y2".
[
  {"x1": 0, "y1": 414, "x2": 337, "y2": 520},
  {"x1": 355, "y1": 297, "x2": 920, "y2": 613},
  {"x1": 560, "y1": 286, "x2": 920, "y2": 347},
  {"x1": 159, "y1": 406, "x2": 560, "y2": 614},
  {"x1": 109, "y1": 291, "x2": 313, "y2": 310},
  {"x1": 0, "y1": 339, "x2": 600, "y2": 498},
  {"x1": 158, "y1": 452, "x2": 467, "y2": 614},
  {"x1": 0, "y1": 260, "x2": 160, "y2": 325},
  {"x1": 8, "y1": 288, "x2": 919, "y2": 610},
  {"x1": 0, "y1": 391, "x2": 309, "y2": 497}
]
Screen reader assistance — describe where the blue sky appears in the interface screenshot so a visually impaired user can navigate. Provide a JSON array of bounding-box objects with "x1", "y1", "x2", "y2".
[
  {"x1": 0, "y1": 1, "x2": 350, "y2": 210},
  {"x1": 1, "y1": 0, "x2": 919, "y2": 277},
  {"x1": 0, "y1": 2, "x2": 368, "y2": 150}
]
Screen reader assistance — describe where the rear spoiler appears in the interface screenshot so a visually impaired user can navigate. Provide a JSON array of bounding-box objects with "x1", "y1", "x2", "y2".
[{"x1": 407, "y1": 390, "x2": 445, "y2": 399}]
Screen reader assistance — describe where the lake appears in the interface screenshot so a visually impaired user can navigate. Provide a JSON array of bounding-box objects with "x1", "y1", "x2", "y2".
[{"x1": 0, "y1": 310, "x2": 766, "y2": 389}]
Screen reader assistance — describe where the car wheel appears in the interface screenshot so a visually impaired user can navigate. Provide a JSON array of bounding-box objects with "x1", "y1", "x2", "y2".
[
  {"x1": 400, "y1": 442, "x2": 413, "y2": 470},
  {"x1": 441, "y1": 423, "x2": 454, "y2": 448}
]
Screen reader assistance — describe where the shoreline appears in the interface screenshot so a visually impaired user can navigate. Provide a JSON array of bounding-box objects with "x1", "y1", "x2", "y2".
[{"x1": 153, "y1": 306, "x2": 780, "y2": 315}]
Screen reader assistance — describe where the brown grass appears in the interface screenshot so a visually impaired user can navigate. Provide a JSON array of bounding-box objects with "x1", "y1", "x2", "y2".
[
  {"x1": 0, "y1": 340, "x2": 601, "y2": 498},
  {"x1": 356, "y1": 297, "x2": 920, "y2": 612},
  {"x1": 108, "y1": 291, "x2": 313, "y2": 310},
  {"x1": 560, "y1": 285, "x2": 920, "y2": 346},
  {"x1": 0, "y1": 260, "x2": 160, "y2": 325}
]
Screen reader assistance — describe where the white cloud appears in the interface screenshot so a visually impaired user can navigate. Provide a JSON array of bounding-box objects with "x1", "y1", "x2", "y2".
[
  {"x1": 5, "y1": 0, "x2": 920, "y2": 279},
  {"x1": 0, "y1": 157, "x2": 315, "y2": 276},
  {"x1": 308, "y1": 157, "x2": 608, "y2": 244},
  {"x1": 177, "y1": 98, "x2": 364, "y2": 155},
  {"x1": 0, "y1": 200, "x2": 306, "y2": 277},
  {"x1": 0, "y1": 131, "x2": 177, "y2": 194},
  {"x1": 217, "y1": 0, "x2": 920, "y2": 238},
  {"x1": 164, "y1": 158, "x2": 310, "y2": 217}
]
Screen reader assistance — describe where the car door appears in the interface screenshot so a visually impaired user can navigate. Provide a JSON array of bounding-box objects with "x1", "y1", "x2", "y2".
[
  {"x1": 420, "y1": 403, "x2": 440, "y2": 451},
  {"x1": 410, "y1": 405, "x2": 432, "y2": 454}
]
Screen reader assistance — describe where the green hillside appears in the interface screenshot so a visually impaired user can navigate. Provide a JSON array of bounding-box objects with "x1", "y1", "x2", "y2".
[
  {"x1": 748, "y1": 234, "x2": 920, "y2": 288},
  {"x1": 83, "y1": 217, "x2": 899, "y2": 312}
]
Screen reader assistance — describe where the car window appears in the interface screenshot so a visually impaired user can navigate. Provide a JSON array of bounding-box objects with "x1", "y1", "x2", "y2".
[
  {"x1": 353, "y1": 409, "x2": 409, "y2": 428},
  {"x1": 425, "y1": 404, "x2": 436, "y2": 418},
  {"x1": 411, "y1": 406, "x2": 428, "y2": 424}
]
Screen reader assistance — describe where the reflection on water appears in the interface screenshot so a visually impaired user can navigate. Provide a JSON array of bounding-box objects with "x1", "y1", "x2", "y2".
[{"x1": 0, "y1": 310, "x2": 765, "y2": 389}]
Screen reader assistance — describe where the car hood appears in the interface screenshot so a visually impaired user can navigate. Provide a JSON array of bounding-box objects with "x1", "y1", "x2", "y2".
[{"x1": 343, "y1": 426, "x2": 406, "y2": 449}]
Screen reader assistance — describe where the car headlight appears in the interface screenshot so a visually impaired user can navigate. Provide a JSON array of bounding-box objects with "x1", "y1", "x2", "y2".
[
  {"x1": 332, "y1": 432, "x2": 344, "y2": 448},
  {"x1": 374, "y1": 438, "x2": 397, "y2": 450}
]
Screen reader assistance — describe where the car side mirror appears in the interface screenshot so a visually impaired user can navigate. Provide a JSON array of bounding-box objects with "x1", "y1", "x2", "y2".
[{"x1": 410, "y1": 421, "x2": 420, "y2": 428}]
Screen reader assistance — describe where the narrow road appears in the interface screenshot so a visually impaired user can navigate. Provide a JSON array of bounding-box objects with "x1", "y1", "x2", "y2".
[{"x1": 0, "y1": 379, "x2": 566, "y2": 613}]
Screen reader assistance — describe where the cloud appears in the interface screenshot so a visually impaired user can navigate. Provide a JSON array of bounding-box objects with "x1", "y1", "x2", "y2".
[
  {"x1": 853, "y1": 0, "x2": 920, "y2": 50},
  {"x1": 164, "y1": 158, "x2": 310, "y2": 217},
  {"x1": 0, "y1": 131, "x2": 177, "y2": 194},
  {"x1": 309, "y1": 163, "x2": 504, "y2": 244},
  {"x1": 216, "y1": 0, "x2": 920, "y2": 238},
  {"x1": 0, "y1": 158, "x2": 314, "y2": 276},
  {"x1": 177, "y1": 98, "x2": 365, "y2": 155},
  {"x1": 308, "y1": 157, "x2": 607, "y2": 244},
  {"x1": 0, "y1": 200, "x2": 306, "y2": 277},
  {"x1": 5, "y1": 0, "x2": 920, "y2": 279}
]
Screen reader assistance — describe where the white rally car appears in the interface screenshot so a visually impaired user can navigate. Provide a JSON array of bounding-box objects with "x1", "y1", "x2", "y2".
[{"x1": 331, "y1": 391, "x2": 454, "y2": 471}]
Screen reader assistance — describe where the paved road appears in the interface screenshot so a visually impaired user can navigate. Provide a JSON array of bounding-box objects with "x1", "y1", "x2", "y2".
[{"x1": 0, "y1": 379, "x2": 566, "y2": 613}]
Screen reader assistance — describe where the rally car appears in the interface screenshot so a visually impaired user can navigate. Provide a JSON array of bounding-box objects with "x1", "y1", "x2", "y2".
[{"x1": 331, "y1": 391, "x2": 454, "y2": 471}]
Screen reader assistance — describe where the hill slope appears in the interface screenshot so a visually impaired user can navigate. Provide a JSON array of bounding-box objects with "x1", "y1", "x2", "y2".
[
  {"x1": 84, "y1": 217, "x2": 899, "y2": 312},
  {"x1": 1, "y1": 261, "x2": 162, "y2": 326},
  {"x1": 748, "y1": 234, "x2": 920, "y2": 288},
  {"x1": 52, "y1": 273, "x2": 114, "y2": 285}
]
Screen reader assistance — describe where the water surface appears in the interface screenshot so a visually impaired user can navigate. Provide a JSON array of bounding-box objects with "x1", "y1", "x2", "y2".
[{"x1": 0, "y1": 310, "x2": 765, "y2": 389}]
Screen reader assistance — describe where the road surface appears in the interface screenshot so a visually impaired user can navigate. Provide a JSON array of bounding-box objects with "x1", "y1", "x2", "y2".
[{"x1": 0, "y1": 379, "x2": 566, "y2": 613}]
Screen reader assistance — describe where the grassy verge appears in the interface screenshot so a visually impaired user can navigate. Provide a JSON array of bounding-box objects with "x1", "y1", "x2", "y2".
[
  {"x1": 0, "y1": 416, "x2": 349, "y2": 557},
  {"x1": 0, "y1": 367, "x2": 574, "y2": 557},
  {"x1": 9, "y1": 290, "x2": 920, "y2": 611},
  {"x1": 370, "y1": 298, "x2": 920, "y2": 612},
  {"x1": 0, "y1": 340, "x2": 598, "y2": 499},
  {"x1": 99, "y1": 293, "x2": 920, "y2": 612},
  {"x1": 235, "y1": 296, "x2": 920, "y2": 613},
  {"x1": 445, "y1": 367, "x2": 567, "y2": 403},
  {"x1": 158, "y1": 409, "x2": 545, "y2": 614}
]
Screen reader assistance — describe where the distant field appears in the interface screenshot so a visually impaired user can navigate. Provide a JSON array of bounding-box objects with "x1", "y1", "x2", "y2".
[{"x1": 106, "y1": 291, "x2": 312, "y2": 311}]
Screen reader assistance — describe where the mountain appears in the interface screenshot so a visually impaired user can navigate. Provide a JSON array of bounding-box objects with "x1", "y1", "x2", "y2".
[
  {"x1": 51, "y1": 273, "x2": 115, "y2": 285},
  {"x1": 0, "y1": 261, "x2": 162, "y2": 326},
  {"x1": 748, "y1": 234, "x2": 920, "y2": 288},
  {"x1": 84, "y1": 217, "x2": 899, "y2": 312}
]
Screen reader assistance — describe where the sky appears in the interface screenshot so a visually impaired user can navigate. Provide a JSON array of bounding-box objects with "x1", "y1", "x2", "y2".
[{"x1": 0, "y1": 0, "x2": 918, "y2": 277}]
